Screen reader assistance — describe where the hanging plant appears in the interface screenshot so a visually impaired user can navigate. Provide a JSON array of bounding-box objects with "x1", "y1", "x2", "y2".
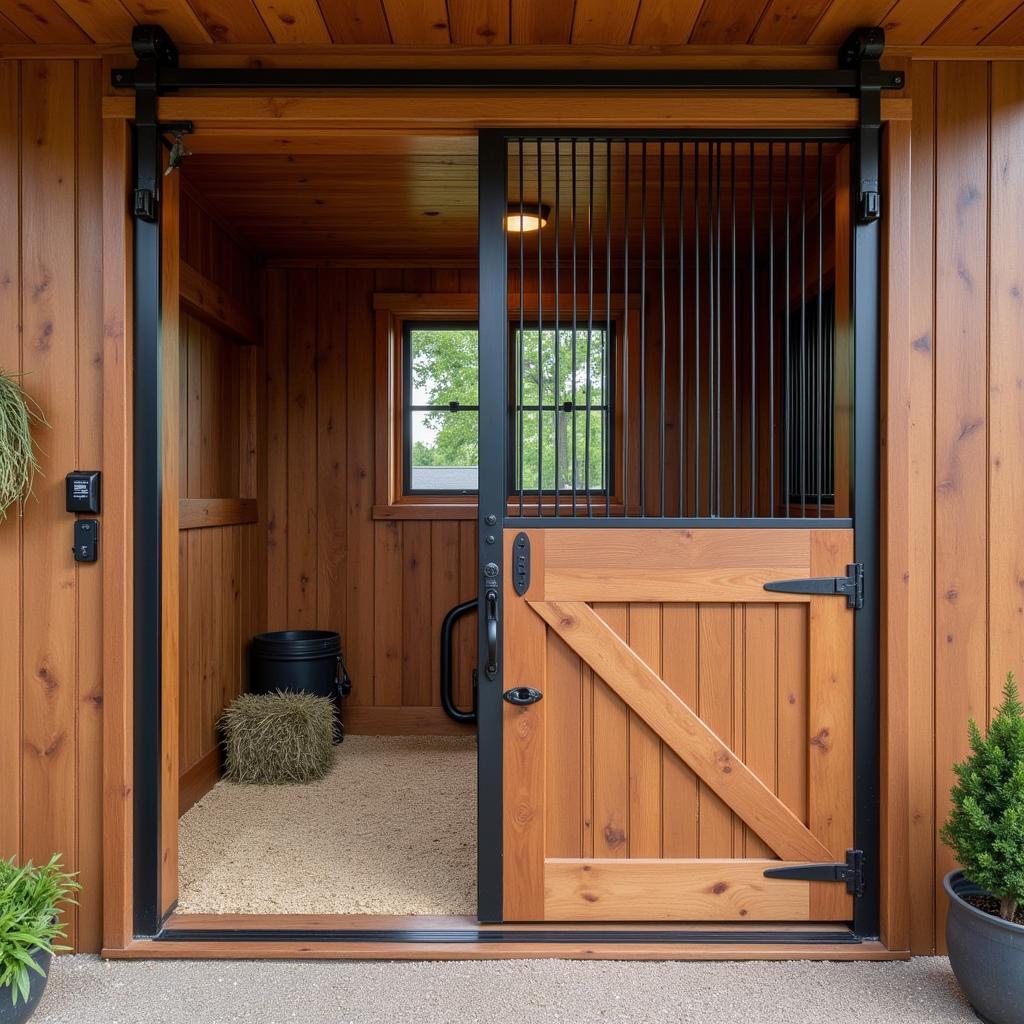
[{"x1": 0, "y1": 371, "x2": 46, "y2": 521}]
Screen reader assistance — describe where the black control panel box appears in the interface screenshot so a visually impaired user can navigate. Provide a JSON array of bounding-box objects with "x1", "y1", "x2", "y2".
[
  {"x1": 66, "y1": 470, "x2": 101, "y2": 514},
  {"x1": 73, "y1": 519, "x2": 99, "y2": 563}
]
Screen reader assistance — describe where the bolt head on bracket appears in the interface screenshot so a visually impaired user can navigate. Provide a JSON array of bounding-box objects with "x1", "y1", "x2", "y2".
[{"x1": 131, "y1": 24, "x2": 179, "y2": 67}]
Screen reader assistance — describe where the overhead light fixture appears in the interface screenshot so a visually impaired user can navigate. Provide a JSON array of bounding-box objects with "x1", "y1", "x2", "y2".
[{"x1": 505, "y1": 202, "x2": 551, "y2": 233}]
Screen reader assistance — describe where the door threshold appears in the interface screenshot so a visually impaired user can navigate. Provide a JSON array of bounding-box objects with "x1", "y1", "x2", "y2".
[{"x1": 126, "y1": 912, "x2": 903, "y2": 960}]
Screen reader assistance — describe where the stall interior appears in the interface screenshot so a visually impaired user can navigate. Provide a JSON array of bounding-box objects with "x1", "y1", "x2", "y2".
[{"x1": 169, "y1": 133, "x2": 848, "y2": 918}]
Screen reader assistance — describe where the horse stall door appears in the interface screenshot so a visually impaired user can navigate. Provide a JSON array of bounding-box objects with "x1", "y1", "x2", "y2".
[{"x1": 488, "y1": 135, "x2": 860, "y2": 925}]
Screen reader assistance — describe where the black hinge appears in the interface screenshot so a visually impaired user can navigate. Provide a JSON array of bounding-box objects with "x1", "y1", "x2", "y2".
[
  {"x1": 763, "y1": 562, "x2": 863, "y2": 610},
  {"x1": 763, "y1": 849, "x2": 865, "y2": 897}
]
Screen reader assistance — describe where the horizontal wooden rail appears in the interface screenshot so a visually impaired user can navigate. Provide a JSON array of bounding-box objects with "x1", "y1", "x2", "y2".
[
  {"x1": 180, "y1": 261, "x2": 261, "y2": 345},
  {"x1": 179, "y1": 497, "x2": 258, "y2": 530}
]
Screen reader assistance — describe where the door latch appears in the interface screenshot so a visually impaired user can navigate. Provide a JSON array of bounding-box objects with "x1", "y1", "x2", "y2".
[{"x1": 503, "y1": 686, "x2": 543, "y2": 706}]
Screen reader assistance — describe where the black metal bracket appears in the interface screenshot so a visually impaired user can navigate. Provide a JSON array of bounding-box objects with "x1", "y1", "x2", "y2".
[
  {"x1": 839, "y1": 27, "x2": 894, "y2": 223},
  {"x1": 112, "y1": 24, "x2": 903, "y2": 95},
  {"x1": 764, "y1": 849, "x2": 866, "y2": 898},
  {"x1": 512, "y1": 532, "x2": 531, "y2": 596},
  {"x1": 764, "y1": 562, "x2": 864, "y2": 610}
]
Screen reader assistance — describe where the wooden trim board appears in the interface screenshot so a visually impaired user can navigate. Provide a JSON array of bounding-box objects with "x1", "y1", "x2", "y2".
[
  {"x1": 179, "y1": 497, "x2": 259, "y2": 530},
  {"x1": 178, "y1": 748, "x2": 221, "y2": 816}
]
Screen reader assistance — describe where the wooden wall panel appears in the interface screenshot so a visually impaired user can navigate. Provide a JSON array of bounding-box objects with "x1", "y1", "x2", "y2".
[
  {"x1": 0, "y1": 60, "x2": 105, "y2": 953},
  {"x1": 176, "y1": 190, "x2": 266, "y2": 805},
  {"x1": 264, "y1": 267, "x2": 478, "y2": 731}
]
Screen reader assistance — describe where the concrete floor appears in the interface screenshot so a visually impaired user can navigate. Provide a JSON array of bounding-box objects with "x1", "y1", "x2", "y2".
[{"x1": 32, "y1": 955, "x2": 976, "y2": 1024}]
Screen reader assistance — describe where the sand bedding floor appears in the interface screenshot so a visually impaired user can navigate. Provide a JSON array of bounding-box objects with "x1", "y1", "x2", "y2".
[{"x1": 177, "y1": 735, "x2": 476, "y2": 915}]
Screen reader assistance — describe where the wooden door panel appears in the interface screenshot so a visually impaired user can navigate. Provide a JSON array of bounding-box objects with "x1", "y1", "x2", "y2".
[
  {"x1": 545, "y1": 859, "x2": 812, "y2": 922},
  {"x1": 503, "y1": 528, "x2": 855, "y2": 923}
]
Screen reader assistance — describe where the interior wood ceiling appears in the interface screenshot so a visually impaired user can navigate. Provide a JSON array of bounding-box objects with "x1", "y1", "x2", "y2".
[
  {"x1": 2, "y1": 0, "x2": 1024, "y2": 47},
  {"x1": 182, "y1": 137, "x2": 841, "y2": 262}
]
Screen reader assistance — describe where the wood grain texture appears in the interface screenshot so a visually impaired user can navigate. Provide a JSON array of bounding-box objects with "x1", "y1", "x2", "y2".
[
  {"x1": 180, "y1": 260, "x2": 261, "y2": 344},
  {"x1": 0, "y1": 59, "x2": 21, "y2": 865},
  {"x1": 502, "y1": 542, "x2": 547, "y2": 920},
  {"x1": 880, "y1": 114, "x2": 913, "y2": 954},
  {"x1": 933, "y1": 60, "x2": 990, "y2": 953},
  {"x1": 540, "y1": 528, "x2": 812, "y2": 602},
  {"x1": 543, "y1": 859, "x2": 814, "y2": 921},
  {"x1": 904, "y1": 58, "x2": 937, "y2": 956},
  {"x1": 6, "y1": 0, "x2": 1024, "y2": 47},
  {"x1": 532, "y1": 599, "x2": 833, "y2": 862}
]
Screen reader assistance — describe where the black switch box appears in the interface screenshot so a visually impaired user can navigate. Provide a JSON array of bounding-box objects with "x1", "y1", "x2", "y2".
[
  {"x1": 66, "y1": 470, "x2": 101, "y2": 514},
  {"x1": 73, "y1": 519, "x2": 99, "y2": 563}
]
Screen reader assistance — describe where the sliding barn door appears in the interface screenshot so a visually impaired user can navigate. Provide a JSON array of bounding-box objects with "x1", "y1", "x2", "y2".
[{"x1": 480, "y1": 132, "x2": 864, "y2": 925}]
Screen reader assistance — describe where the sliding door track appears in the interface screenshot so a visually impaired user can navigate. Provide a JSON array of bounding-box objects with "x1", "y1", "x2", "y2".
[{"x1": 155, "y1": 926, "x2": 862, "y2": 946}]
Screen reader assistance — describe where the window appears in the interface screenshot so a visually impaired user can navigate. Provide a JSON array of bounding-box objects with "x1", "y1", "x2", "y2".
[
  {"x1": 512, "y1": 324, "x2": 613, "y2": 494},
  {"x1": 403, "y1": 322, "x2": 480, "y2": 495},
  {"x1": 401, "y1": 319, "x2": 614, "y2": 498}
]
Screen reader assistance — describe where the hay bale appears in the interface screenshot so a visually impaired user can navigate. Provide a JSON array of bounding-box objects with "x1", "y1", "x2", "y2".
[{"x1": 221, "y1": 691, "x2": 335, "y2": 785}]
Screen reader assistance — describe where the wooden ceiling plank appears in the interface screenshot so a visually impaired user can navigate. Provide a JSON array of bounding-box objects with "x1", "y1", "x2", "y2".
[
  {"x1": 880, "y1": 0, "x2": 961, "y2": 44},
  {"x1": 448, "y1": 0, "x2": 509, "y2": 44},
  {"x1": 983, "y1": 1, "x2": 1024, "y2": 43},
  {"x1": 751, "y1": 0, "x2": 832, "y2": 45},
  {"x1": 630, "y1": 0, "x2": 702, "y2": 45},
  {"x1": 51, "y1": 0, "x2": 136, "y2": 42},
  {"x1": 689, "y1": 0, "x2": 771, "y2": 44},
  {"x1": 317, "y1": 0, "x2": 391, "y2": 43},
  {"x1": 928, "y1": 0, "x2": 1024, "y2": 45},
  {"x1": 381, "y1": 0, "x2": 450, "y2": 43},
  {"x1": 251, "y1": 0, "x2": 331, "y2": 42},
  {"x1": 186, "y1": 0, "x2": 274, "y2": 42},
  {"x1": 0, "y1": 0, "x2": 90, "y2": 42},
  {"x1": 119, "y1": 0, "x2": 213, "y2": 43},
  {"x1": 0, "y1": 9, "x2": 30, "y2": 40},
  {"x1": 807, "y1": 0, "x2": 896, "y2": 45},
  {"x1": 510, "y1": 0, "x2": 572, "y2": 43},
  {"x1": 571, "y1": 0, "x2": 641, "y2": 44}
]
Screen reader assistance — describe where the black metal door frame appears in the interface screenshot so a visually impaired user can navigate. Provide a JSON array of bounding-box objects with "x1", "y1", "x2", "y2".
[
  {"x1": 477, "y1": 52, "x2": 889, "y2": 940},
  {"x1": 123, "y1": 24, "x2": 897, "y2": 941}
]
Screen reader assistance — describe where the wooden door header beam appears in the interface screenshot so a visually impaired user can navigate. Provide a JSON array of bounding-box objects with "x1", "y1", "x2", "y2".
[{"x1": 112, "y1": 25, "x2": 904, "y2": 95}]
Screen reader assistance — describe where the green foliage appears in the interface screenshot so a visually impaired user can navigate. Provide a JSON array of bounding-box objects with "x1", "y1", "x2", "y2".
[
  {"x1": 222, "y1": 691, "x2": 336, "y2": 785},
  {"x1": 0, "y1": 855, "x2": 79, "y2": 1005},
  {"x1": 408, "y1": 325, "x2": 608, "y2": 490},
  {"x1": 941, "y1": 672, "x2": 1024, "y2": 921},
  {"x1": 0, "y1": 371, "x2": 47, "y2": 521}
]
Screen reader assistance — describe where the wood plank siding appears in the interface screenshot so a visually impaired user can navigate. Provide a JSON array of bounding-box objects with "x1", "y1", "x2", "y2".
[
  {"x1": 263, "y1": 266, "x2": 479, "y2": 732},
  {"x1": 0, "y1": 52, "x2": 1022, "y2": 954}
]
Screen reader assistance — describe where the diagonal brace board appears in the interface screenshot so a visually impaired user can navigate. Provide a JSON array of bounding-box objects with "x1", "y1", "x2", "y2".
[{"x1": 530, "y1": 600, "x2": 832, "y2": 863}]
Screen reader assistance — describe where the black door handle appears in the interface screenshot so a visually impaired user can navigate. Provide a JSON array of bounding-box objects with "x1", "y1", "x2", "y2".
[
  {"x1": 485, "y1": 589, "x2": 498, "y2": 678},
  {"x1": 503, "y1": 686, "x2": 543, "y2": 706}
]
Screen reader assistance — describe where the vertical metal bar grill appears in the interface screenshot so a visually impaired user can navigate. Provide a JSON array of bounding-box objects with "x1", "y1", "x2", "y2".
[{"x1": 505, "y1": 133, "x2": 850, "y2": 524}]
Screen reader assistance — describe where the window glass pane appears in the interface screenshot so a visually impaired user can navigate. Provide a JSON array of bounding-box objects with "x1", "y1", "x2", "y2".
[
  {"x1": 516, "y1": 409, "x2": 607, "y2": 492},
  {"x1": 409, "y1": 409, "x2": 478, "y2": 492},
  {"x1": 409, "y1": 327, "x2": 479, "y2": 406},
  {"x1": 515, "y1": 327, "x2": 607, "y2": 408}
]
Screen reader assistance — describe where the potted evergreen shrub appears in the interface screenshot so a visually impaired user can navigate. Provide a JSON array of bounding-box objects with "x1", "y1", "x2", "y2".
[
  {"x1": 0, "y1": 856, "x2": 78, "y2": 1023},
  {"x1": 0, "y1": 370, "x2": 45, "y2": 522},
  {"x1": 941, "y1": 672, "x2": 1024, "y2": 1024}
]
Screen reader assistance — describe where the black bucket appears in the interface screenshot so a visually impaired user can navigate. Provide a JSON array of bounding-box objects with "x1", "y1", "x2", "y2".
[{"x1": 250, "y1": 630, "x2": 351, "y2": 740}]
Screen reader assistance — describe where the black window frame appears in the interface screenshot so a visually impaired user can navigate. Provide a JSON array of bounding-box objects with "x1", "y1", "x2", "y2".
[
  {"x1": 401, "y1": 318, "x2": 616, "y2": 497},
  {"x1": 507, "y1": 320, "x2": 616, "y2": 498},
  {"x1": 402, "y1": 319, "x2": 481, "y2": 497}
]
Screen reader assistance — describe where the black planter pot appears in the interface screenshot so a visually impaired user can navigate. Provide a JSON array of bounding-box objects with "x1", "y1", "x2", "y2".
[
  {"x1": 0, "y1": 948, "x2": 51, "y2": 1024},
  {"x1": 945, "y1": 870, "x2": 1024, "y2": 1024}
]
